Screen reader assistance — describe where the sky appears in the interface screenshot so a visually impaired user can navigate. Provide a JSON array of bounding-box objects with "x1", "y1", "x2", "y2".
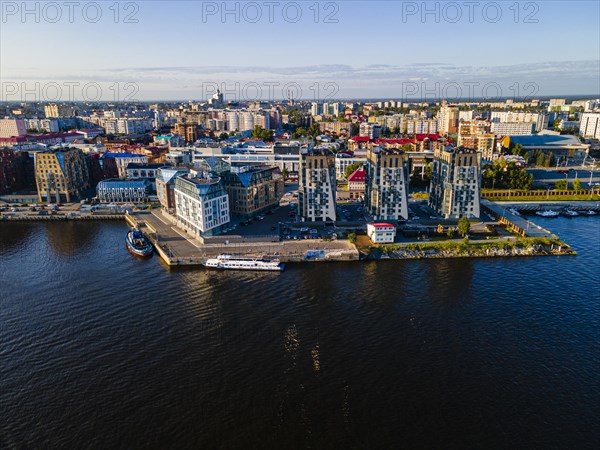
[{"x1": 1, "y1": 0, "x2": 599, "y2": 101}]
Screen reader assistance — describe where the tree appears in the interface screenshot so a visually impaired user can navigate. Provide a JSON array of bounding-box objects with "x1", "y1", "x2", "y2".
[
  {"x1": 554, "y1": 179, "x2": 568, "y2": 190},
  {"x1": 251, "y1": 125, "x2": 274, "y2": 140},
  {"x1": 348, "y1": 232, "x2": 357, "y2": 244},
  {"x1": 281, "y1": 167, "x2": 289, "y2": 180},
  {"x1": 447, "y1": 228, "x2": 455, "y2": 238},
  {"x1": 573, "y1": 178, "x2": 582, "y2": 190},
  {"x1": 458, "y1": 217, "x2": 471, "y2": 237},
  {"x1": 218, "y1": 132, "x2": 229, "y2": 141}
]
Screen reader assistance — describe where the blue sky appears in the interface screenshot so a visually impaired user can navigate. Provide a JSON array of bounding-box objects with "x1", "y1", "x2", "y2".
[{"x1": 1, "y1": 1, "x2": 599, "y2": 100}]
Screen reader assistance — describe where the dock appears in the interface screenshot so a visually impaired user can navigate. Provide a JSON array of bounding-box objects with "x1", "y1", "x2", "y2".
[{"x1": 481, "y1": 199, "x2": 562, "y2": 238}]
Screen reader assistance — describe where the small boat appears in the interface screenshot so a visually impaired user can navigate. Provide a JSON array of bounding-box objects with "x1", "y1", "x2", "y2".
[
  {"x1": 536, "y1": 210, "x2": 559, "y2": 217},
  {"x1": 586, "y1": 210, "x2": 597, "y2": 215},
  {"x1": 508, "y1": 208, "x2": 521, "y2": 216},
  {"x1": 562, "y1": 209, "x2": 579, "y2": 217},
  {"x1": 126, "y1": 228, "x2": 154, "y2": 257},
  {"x1": 203, "y1": 254, "x2": 284, "y2": 271}
]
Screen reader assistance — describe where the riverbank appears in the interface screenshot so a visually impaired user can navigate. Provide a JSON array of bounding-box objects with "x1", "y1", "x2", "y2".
[{"x1": 363, "y1": 237, "x2": 575, "y2": 260}]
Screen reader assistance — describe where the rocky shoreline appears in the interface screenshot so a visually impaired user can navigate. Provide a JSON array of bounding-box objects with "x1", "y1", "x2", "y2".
[{"x1": 362, "y1": 238, "x2": 575, "y2": 260}]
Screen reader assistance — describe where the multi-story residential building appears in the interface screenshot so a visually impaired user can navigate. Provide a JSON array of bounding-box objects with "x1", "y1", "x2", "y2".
[
  {"x1": 359, "y1": 122, "x2": 382, "y2": 139},
  {"x1": 365, "y1": 146, "x2": 410, "y2": 221},
  {"x1": 44, "y1": 104, "x2": 74, "y2": 118},
  {"x1": 457, "y1": 120, "x2": 496, "y2": 160},
  {"x1": 347, "y1": 166, "x2": 366, "y2": 200},
  {"x1": 24, "y1": 118, "x2": 60, "y2": 133},
  {"x1": 490, "y1": 122, "x2": 535, "y2": 137},
  {"x1": 579, "y1": 112, "x2": 600, "y2": 139},
  {"x1": 174, "y1": 120, "x2": 201, "y2": 143},
  {"x1": 96, "y1": 179, "x2": 151, "y2": 203},
  {"x1": 34, "y1": 148, "x2": 91, "y2": 203},
  {"x1": 0, "y1": 118, "x2": 27, "y2": 138},
  {"x1": 318, "y1": 121, "x2": 353, "y2": 135},
  {"x1": 156, "y1": 167, "x2": 189, "y2": 213},
  {"x1": 174, "y1": 173, "x2": 230, "y2": 237},
  {"x1": 406, "y1": 118, "x2": 438, "y2": 135},
  {"x1": 490, "y1": 111, "x2": 548, "y2": 133},
  {"x1": 437, "y1": 102, "x2": 459, "y2": 135},
  {"x1": 429, "y1": 147, "x2": 481, "y2": 219},
  {"x1": 104, "y1": 118, "x2": 153, "y2": 135},
  {"x1": 298, "y1": 148, "x2": 336, "y2": 222},
  {"x1": 221, "y1": 165, "x2": 284, "y2": 218},
  {"x1": 101, "y1": 152, "x2": 148, "y2": 178}
]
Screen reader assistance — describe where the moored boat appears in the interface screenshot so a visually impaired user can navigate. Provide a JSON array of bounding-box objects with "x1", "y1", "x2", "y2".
[
  {"x1": 126, "y1": 229, "x2": 154, "y2": 257},
  {"x1": 562, "y1": 209, "x2": 579, "y2": 217},
  {"x1": 586, "y1": 210, "x2": 597, "y2": 215},
  {"x1": 536, "y1": 210, "x2": 559, "y2": 217},
  {"x1": 203, "y1": 254, "x2": 284, "y2": 271}
]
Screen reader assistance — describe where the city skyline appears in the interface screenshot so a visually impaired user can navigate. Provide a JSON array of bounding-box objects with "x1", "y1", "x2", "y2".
[{"x1": 1, "y1": 1, "x2": 599, "y2": 100}]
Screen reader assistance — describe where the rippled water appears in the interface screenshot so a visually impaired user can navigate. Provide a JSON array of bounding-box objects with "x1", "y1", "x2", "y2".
[{"x1": 1, "y1": 218, "x2": 599, "y2": 449}]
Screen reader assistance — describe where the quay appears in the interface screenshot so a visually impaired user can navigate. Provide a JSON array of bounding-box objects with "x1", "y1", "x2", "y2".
[{"x1": 126, "y1": 210, "x2": 359, "y2": 266}]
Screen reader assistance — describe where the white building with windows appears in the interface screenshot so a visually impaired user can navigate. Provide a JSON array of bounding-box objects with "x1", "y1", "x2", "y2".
[
  {"x1": 579, "y1": 112, "x2": 600, "y2": 139},
  {"x1": 490, "y1": 111, "x2": 548, "y2": 133},
  {"x1": 174, "y1": 174, "x2": 230, "y2": 237},
  {"x1": 367, "y1": 223, "x2": 396, "y2": 243}
]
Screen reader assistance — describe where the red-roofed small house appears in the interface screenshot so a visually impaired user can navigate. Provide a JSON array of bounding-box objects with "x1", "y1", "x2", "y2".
[{"x1": 347, "y1": 167, "x2": 366, "y2": 199}]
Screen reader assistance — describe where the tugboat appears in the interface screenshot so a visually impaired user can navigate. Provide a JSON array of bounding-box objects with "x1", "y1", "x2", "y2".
[{"x1": 126, "y1": 228, "x2": 154, "y2": 257}]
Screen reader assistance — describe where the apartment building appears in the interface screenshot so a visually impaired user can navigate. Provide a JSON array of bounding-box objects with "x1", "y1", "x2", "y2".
[
  {"x1": 429, "y1": 147, "x2": 481, "y2": 219},
  {"x1": 437, "y1": 102, "x2": 459, "y2": 135},
  {"x1": 490, "y1": 111, "x2": 548, "y2": 133},
  {"x1": 579, "y1": 112, "x2": 600, "y2": 139},
  {"x1": 174, "y1": 173, "x2": 230, "y2": 237},
  {"x1": 298, "y1": 148, "x2": 336, "y2": 222},
  {"x1": 0, "y1": 118, "x2": 27, "y2": 138},
  {"x1": 406, "y1": 118, "x2": 438, "y2": 135},
  {"x1": 457, "y1": 120, "x2": 496, "y2": 160},
  {"x1": 490, "y1": 122, "x2": 535, "y2": 137},
  {"x1": 365, "y1": 146, "x2": 410, "y2": 221},
  {"x1": 34, "y1": 148, "x2": 91, "y2": 203},
  {"x1": 221, "y1": 165, "x2": 284, "y2": 218},
  {"x1": 101, "y1": 153, "x2": 148, "y2": 178},
  {"x1": 359, "y1": 122, "x2": 382, "y2": 139},
  {"x1": 156, "y1": 167, "x2": 190, "y2": 213}
]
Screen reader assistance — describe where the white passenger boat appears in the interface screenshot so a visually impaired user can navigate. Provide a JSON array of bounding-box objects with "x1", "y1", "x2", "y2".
[
  {"x1": 536, "y1": 210, "x2": 559, "y2": 217},
  {"x1": 203, "y1": 254, "x2": 285, "y2": 271},
  {"x1": 562, "y1": 209, "x2": 579, "y2": 217}
]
